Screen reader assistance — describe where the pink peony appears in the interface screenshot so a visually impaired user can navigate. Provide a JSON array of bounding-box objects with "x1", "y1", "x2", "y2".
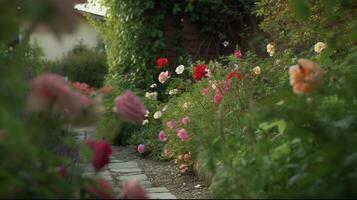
[
  {"x1": 159, "y1": 130, "x2": 168, "y2": 142},
  {"x1": 166, "y1": 120, "x2": 177, "y2": 130},
  {"x1": 183, "y1": 153, "x2": 190, "y2": 161},
  {"x1": 201, "y1": 88, "x2": 209, "y2": 96},
  {"x1": 177, "y1": 129, "x2": 189, "y2": 142},
  {"x1": 114, "y1": 91, "x2": 147, "y2": 124},
  {"x1": 214, "y1": 93, "x2": 222, "y2": 104},
  {"x1": 90, "y1": 140, "x2": 112, "y2": 171},
  {"x1": 181, "y1": 116, "x2": 190, "y2": 125},
  {"x1": 158, "y1": 71, "x2": 170, "y2": 84},
  {"x1": 137, "y1": 144, "x2": 145, "y2": 154},
  {"x1": 234, "y1": 50, "x2": 242, "y2": 59},
  {"x1": 122, "y1": 180, "x2": 148, "y2": 199}
]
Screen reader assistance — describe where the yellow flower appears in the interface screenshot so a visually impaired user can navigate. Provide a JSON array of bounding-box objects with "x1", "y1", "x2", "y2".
[
  {"x1": 314, "y1": 42, "x2": 326, "y2": 54},
  {"x1": 253, "y1": 66, "x2": 261, "y2": 75},
  {"x1": 266, "y1": 43, "x2": 275, "y2": 56}
]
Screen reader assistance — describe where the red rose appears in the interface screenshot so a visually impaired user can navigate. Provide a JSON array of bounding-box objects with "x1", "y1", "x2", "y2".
[
  {"x1": 227, "y1": 71, "x2": 242, "y2": 79},
  {"x1": 193, "y1": 64, "x2": 207, "y2": 81},
  {"x1": 156, "y1": 58, "x2": 169, "y2": 69},
  {"x1": 89, "y1": 140, "x2": 112, "y2": 171}
]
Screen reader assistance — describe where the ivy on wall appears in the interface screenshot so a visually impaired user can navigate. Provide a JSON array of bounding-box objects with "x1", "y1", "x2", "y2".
[{"x1": 88, "y1": 0, "x2": 256, "y2": 90}]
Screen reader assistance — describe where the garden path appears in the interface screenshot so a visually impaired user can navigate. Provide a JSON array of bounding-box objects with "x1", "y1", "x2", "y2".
[{"x1": 72, "y1": 126, "x2": 177, "y2": 199}]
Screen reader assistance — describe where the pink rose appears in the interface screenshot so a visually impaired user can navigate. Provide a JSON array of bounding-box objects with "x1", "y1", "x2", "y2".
[
  {"x1": 201, "y1": 88, "x2": 209, "y2": 96},
  {"x1": 214, "y1": 93, "x2": 222, "y2": 104},
  {"x1": 114, "y1": 91, "x2": 147, "y2": 124},
  {"x1": 122, "y1": 180, "x2": 148, "y2": 199},
  {"x1": 181, "y1": 116, "x2": 190, "y2": 125},
  {"x1": 159, "y1": 131, "x2": 168, "y2": 142},
  {"x1": 177, "y1": 129, "x2": 189, "y2": 142},
  {"x1": 137, "y1": 144, "x2": 145, "y2": 154},
  {"x1": 86, "y1": 178, "x2": 114, "y2": 199},
  {"x1": 166, "y1": 120, "x2": 177, "y2": 130},
  {"x1": 179, "y1": 164, "x2": 189, "y2": 173},
  {"x1": 234, "y1": 50, "x2": 242, "y2": 59},
  {"x1": 158, "y1": 71, "x2": 170, "y2": 84},
  {"x1": 183, "y1": 153, "x2": 190, "y2": 161}
]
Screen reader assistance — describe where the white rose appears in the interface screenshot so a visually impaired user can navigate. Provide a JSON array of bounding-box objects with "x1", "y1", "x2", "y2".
[
  {"x1": 142, "y1": 119, "x2": 149, "y2": 125},
  {"x1": 253, "y1": 66, "x2": 261, "y2": 75},
  {"x1": 266, "y1": 43, "x2": 275, "y2": 56},
  {"x1": 150, "y1": 83, "x2": 157, "y2": 88},
  {"x1": 145, "y1": 110, "x2": 150, "y2": 117},
  {"x1": 169, "y1": 89, "x2": 179, "y2": 95},
  {"x1": 153, "y1": 111, "x2": 163, "y2": 119},
  {"x1": 175, "y1": 65, "x2": 185, "y2": 75},
  {"x1": 162, "y1": 105, "x2": 168, "y2": 112},
  {"x1": 145, "y1": 92, "x2": 158, "y2": 100},
  {"x1": 314, "y1": 42, "x2": 326, "y2": 53}
]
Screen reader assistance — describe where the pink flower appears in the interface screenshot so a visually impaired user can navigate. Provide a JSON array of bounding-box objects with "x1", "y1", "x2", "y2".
[
  {"x1": 163, "y1": 149, "x2": 170, "y2": 156},
  {"x1": 114, "y1": 91, "x2": 147, "y2": 124},
  {"x1": 27, "y1": 73, "x2": 93, "y2": 116},
  {"x1": 89, "y1": 140, "x2": 112, "y2": 171},
  {"x1": 158, "y1": 71, "x2": 170, "y2": 84},
  {"x1": 201, "y1": 88, "x2": 209, "y2": 96},
  {"x1": 177, "y1": 129, "x2": 189, "y2": 142},
  {"x1": 122, "y1": 180, "x2": 148, "y2": 199},
  {"x1": 234, "y1": 50, "x2": 242, "y2": 58},
  {"x1": 159, "y1": 131, "x2": 168, "y2": 142},
  {"x1": 166, "y1": 120, "x2": 177, "y2": 129},
  {"x1": 137, "y1": 144, "x2": 145, "y2": 154},
  {"x1": 179, "y1": 164, "x2": 189, "y2": 174},
  {"x1": 214, "y1": 93, "x2": 222, "y2": 104},
  {"x1": 183, "y1": 153, "x2": 190, "y2": 161},
  {"x1": 181, "y1": 116, "x2": 190, "y2": 125}
]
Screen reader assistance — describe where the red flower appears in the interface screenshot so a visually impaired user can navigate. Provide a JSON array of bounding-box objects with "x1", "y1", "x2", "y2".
[
  {"x1": 227, "y1": 71, "x2": 242, "y2": 80},
  {"x1": 89, "y1": 140, "x2": 112, "y2": 171},
  {"x1": 157, "y1": 57, "x2": 169, "y2": 69},
  {"x1": 56, "y1": 165, "x2": 68, "y2": 177},
  {"x1": 86, "y1": 178, "x2": 114, "y2": 199},
  {"x1": 193, "y1": 64, "x2": 207, "y2": 81}
]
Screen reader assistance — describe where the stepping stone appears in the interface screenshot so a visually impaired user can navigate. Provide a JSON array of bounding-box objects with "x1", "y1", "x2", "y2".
[
  {"x1": 110, "y1": 168, "x2": 142, "y2": 173},
  {"x1": 110, "y1": 159, "x2": 124, "y2": 163},
  {"x1": 98, "y1": 171, "x2": 111, "y2": 176},
  {"x1": 146, "y1": 187, "x2": 170, "y2": 193},
  {"x1": 149, "y1": 193, "x2": 176, "y2": 199},
  {"x1": 100, "y1": 175, "x2": 113, "y2": 181},
  {"x1": 109, "y1": 162, "x2": 138, "y2": 169},
  {"x1": 118, "y1": 174, "x2": 148, "y2": 182}
]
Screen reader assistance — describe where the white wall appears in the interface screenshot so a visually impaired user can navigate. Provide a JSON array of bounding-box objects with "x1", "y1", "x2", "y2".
[{"x1": 30, "y1": 19, "x2": 100, "y2": 61}]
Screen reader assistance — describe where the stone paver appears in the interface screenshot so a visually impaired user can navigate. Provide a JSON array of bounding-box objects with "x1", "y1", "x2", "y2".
[{"x1": 76, "y1": 127, "x2": 177, "y2": 199}]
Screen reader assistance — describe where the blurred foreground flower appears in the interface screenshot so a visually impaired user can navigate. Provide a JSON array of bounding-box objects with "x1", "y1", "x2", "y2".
[
  {"x1": 86, "y1": 178, "x2": 114, "y2": 199},
  {"x1": 73, "y1": 81, "x2": 96, "y2": 96},
  {"x1": 88, "y1": 140, "x2": 112, "y2": 171},
  {"x1": 27, "y1": 73, "x2": 93, "y2": 119},
  {"x1": 289, "y1": 59, "x2": 322, "y2": 95},
  {"x1": 114, "y1": 91, "x2": 147, "y2": 124},
  {"x1": 121, "y1": 180, "x2": 148, "y2": 199}
]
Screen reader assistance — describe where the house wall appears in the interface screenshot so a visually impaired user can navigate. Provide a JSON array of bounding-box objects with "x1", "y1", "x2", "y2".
[{"x1": 29, "y1": 18, "x2": 101, "y2": 61}]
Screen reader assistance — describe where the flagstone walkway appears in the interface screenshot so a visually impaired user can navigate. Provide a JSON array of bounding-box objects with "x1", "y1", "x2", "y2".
[{"x1": 73, "y1": 127, "x2": 177, "y2": 199}]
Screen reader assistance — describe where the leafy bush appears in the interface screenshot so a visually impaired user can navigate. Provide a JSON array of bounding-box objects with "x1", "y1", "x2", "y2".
[{"x1": 61, "y1": 44, "x2": 108, "y2": 88}]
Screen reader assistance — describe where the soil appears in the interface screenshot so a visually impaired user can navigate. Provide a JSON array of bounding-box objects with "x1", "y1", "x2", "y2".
[{"x1": 112, "y1": 146, "x2": 211, "y2": 199}]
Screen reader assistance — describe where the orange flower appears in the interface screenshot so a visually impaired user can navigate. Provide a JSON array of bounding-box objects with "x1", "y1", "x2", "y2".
[{"x1": 289, "y1": 59, "x2": 322, "y2": 95}]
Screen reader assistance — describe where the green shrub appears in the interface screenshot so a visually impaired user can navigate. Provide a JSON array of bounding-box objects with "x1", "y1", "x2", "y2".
[{"x1": 61, "y1": 44, "x2": 108, "y2": 88}]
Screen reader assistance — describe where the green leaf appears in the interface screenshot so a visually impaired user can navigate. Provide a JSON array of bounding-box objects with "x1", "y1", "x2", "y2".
[
  {"x1": 288, "y1": 0, "x2": 311, "y2": 21},
  {"x1": 259, "y1": 119, "x2": 287, "y2": 135},
  {"x1": 271, "y1": 143, "x2": 291, "y2": 160}
]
